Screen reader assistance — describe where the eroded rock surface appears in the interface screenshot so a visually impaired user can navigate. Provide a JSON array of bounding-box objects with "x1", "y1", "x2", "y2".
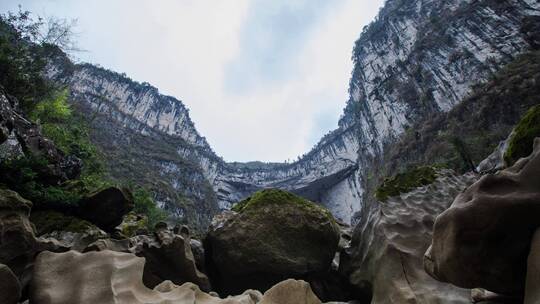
[
  {"x1": 84, "y1": 224, "x2": 210, "y2": 292},
  {"x1": 342, "y1": 170, "x2": 477, "y2": 303},
  {"x1": 30, "y1": 250, "x2": 336, "y2": 304},
  {"x1": 425, "y1": 138, "x2": 540, "y2": 295}
]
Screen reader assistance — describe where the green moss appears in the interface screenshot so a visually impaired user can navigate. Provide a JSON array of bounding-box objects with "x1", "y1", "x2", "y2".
[
  {"x1": 232, "y1": 189, "x2": 334, "y2": 220},
  {"x1": 504, "y1": 105, "x2": 540, "y2": 166},
  {"x1": 30, "y1": 210, "x2": 96, "y2": 235},
  {"x1": 119, "y1": 212, "x2": 148, "y2": 237},
  {"x1": 375, "y1": 166, "x2": 438, "y2": 202}
]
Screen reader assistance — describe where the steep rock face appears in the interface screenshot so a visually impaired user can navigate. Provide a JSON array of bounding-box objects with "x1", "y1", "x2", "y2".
[
  {"x1": 342, "y1": 170, "x2": 477, "y2": 303},
  {"x1": 47, "y1": 0, "x2": 540, "y2": 227}
]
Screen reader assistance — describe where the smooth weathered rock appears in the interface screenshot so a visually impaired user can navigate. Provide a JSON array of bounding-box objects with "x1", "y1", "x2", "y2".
[
  {"x1": 30, "y1": 250, "x2": 333, "y2": 304},
  {"x1": 0, "y1": 189, "x2": 37, "y2": 275},
  {"x1": 342, "y1": 170, "x2": 477, "y2": 303},
  {"x1": 260, "y1": 279, "x2": 321, "y2": 304},
  {"x1": 78, "y1": 187, "x2": 134, "y2": 232},
  {"x1": 425, "y1": 138, "x2": 540, "y2": 294},
  {"x1": 205, "y1": 189, "x2": 340, "y2": 297},
  {"x1": 0, "y1": 264, "x2": 21, "y2": 304},
  {"x1": 30, "y1": 250, "x2": 259, "y2": 304}
]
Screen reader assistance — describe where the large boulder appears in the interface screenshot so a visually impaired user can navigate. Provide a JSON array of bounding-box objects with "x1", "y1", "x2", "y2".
[
  {"x1": 0, "y1": 264, "x2": 21, "y2": 304},
  {"x1": 0, "y1": 189, "x2": 37, "y2": 275},
  {"x1": 30, "y1": 250, "x2": 333, "y2": 304},
  {"x1": 425, "y1": 138, "x2": 540, "y2": 295},
  {"x1": 77, "y1": 187, "x2": 134, "y2": 232},
  {"x1": 205, "y1": 189, "x2": 340, "y2": 297},
  {"x1": 341, "y1": 169, "x2": 477, "y2": 303}
]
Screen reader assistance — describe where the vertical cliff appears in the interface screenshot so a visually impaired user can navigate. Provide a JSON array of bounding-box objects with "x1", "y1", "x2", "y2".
[{"x1": 47, "y1": 0, "x2": 540, "y2": 228}]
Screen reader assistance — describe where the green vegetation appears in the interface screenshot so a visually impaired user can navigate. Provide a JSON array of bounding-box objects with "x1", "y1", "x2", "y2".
[
  {"x1": 30, "y1": 210, "x2": 97, "y2": 235},
  {"x1": 232, "y1": 189, "x2": 334, "y2": 220},
  {"x1": 0, "y1": 10, "x2": 166, "y2": 230},
  {"x1": 375, "y1": 166, "x2": 437, "y2": 202},
  {"x1": 30, "y1": 89, "x2": 108, "y2": 187},
  {"x1": 504, "y1": 105, "x2": 540, "y2": 166},
  {"x1": 130, "y1": 185, "x2": 166, "y2": 229},
  {"x1": 0, "y1": 155, "x2": 81, "y2": 209},
  {"x1": 0, "y1": 10, "x2": 53, "y2": 112}
]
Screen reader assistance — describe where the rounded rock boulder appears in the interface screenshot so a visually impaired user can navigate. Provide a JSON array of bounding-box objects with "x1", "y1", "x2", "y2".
[{"x1": 205, "y1": 189, "x2": 340, "y2": 296}]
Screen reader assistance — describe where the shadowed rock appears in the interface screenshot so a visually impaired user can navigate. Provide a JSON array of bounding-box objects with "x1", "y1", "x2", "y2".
[
  {"x1": 0, "y1": 263, "x2": 21, "y2": 304},
  {"x1": 77, "y1": 187, "x2": 134, "y2": 232},
  {"x1": 425, "y1": 138, "x2": 540, "y2": 295}
]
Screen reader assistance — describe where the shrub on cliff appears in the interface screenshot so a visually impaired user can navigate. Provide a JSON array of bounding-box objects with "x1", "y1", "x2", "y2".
[
  {"x1": 375, "y1": 166, "x2": 437, "y2": 201},
  {"x1": 504, "y1": 105, "x2": 540, "y2": 166}
]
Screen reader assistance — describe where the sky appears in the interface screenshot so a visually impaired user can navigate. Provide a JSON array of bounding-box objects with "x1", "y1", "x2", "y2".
[{"x1": 0, "y1": 0, "x2": 384, "y2": 162}]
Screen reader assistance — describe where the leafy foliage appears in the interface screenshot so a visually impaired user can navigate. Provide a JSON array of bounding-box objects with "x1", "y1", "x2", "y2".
[
  {"x1": 0, "y1": 10, "x2": 52, "y2": 112},
  {"x1": 375, "y1": 166, "x2": 437, "y2": 202},
  {"x1": 130, "y1": 185, "x2": 166, "y2": 229},
  {"x1": 0, "y1": 155, "x2": 81, "y2": 209},
  {"x1": 504, "y1": 105, "x2": 540, "y2": 165},
  {"x1": 0, "y1": 9, "x2": 174, "y2": 230}
]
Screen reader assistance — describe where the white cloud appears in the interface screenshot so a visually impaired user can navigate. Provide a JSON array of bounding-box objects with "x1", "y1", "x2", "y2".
[{"x1": 0, "y1": 0, "x2": 384, "y2": 162}]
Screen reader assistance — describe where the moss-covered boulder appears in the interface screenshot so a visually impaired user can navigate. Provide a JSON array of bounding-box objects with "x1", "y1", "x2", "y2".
[
  {"x1": 504, "y1": 104, "x2": 540, "y2": 166},
  {"x1": 205, "y1": 189, "x2": 340, "y2": 297}
]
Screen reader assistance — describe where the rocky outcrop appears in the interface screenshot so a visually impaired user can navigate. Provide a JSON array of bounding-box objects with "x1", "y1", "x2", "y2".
[
  {"x1": 205, "y1": 189, "x2": 341, "y2": 299},
  {"x1": 341, "y1": 170, "x2": 477, "y2": 303},
  {"x1": 84, "y1": 223, "x2": 211, "y2": 292},
  {"x1": 425, "y1": 138, "x2": 540, "y2": 295},
  {"x1": 0, "y1": 263, "x2": 21, "y2": 304},
  {"x1": 0, "y1": 189, "x2": 37, "y2": 276},
  {"x1": 132, "y1": 224, "x2": 211, "y2": 291},
  {"x1": 77, "y1": 187, "x2": 134, "y2": 232},
  {"x1": 30, "y1": 250, "x2": 335, "y2": 304},
  {"x1": 0, "y1": 90, "x2": 81, "y2": 182}
]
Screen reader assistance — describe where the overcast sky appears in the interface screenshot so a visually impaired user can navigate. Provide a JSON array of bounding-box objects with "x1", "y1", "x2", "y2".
[{"x1": 0, "y1": 0, "x2": 384, "y2": 162}]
